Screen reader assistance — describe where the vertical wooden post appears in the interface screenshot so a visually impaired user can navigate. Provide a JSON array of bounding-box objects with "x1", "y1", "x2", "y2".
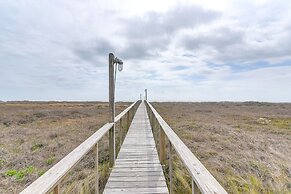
[
  {"x1": 53, "y1": 184, "x2": 59, "y2": 194},
  {"x1": 192, "y1": 179, "x2": 200, "y2": 194},
  {"x1": 128, "y1": 110, "x2": 131, "y2": 126},
  {"x1": 109, "y1": 126, "x2": 115, "y2": 167},
  {"x1": 130, "y1": 108, "x2": 134, "y2": 122},
  {"x1": 119, "y1": 118, "x2": 123, "y2": 147},
  {"x1": 126, "y1": 112, "x2": 130, "y2": 131},
  {"x1": 109, "y1": 53, "x2": 116, "y2": 167},
  {"x1": 122, "y1": 116, "x2": 127, "y2": 138},
  {"x1": 159, "y1": 124, "x2": 166, "y2": 164},
  {"x1": 169, "y1": 142, "x2": 173, "y2": 194},
  {"x1": 95, "y1": 143, "x2": 99, "y2": 194},
  {"x1": 149, "y1": 109, "x2": 153, "y2": 128}
]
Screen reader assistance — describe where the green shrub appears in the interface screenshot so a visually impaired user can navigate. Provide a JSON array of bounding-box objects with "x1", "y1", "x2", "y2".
[
  {"x1": 31, "y1": 143, "x2": 44, "y2": 151},
  {"x1": 4, "y1": 166, "x2": 35, "y2": 180},
  {"x1": 46, "y1": 157, "x2": 56, "y2": 165}
]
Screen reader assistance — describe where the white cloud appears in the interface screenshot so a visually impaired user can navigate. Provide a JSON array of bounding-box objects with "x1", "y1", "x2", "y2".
[{"x1": 0, "y1": 0, "x2": 290, "y2": 101}]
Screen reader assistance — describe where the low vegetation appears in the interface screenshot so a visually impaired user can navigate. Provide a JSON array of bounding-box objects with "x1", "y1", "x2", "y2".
[
  {"x1": 0, "y1": 101, "x2": 129, "y2": 193},
  {"x1": 0, "y1": 101, "x2": 290, "y2": 193},
  {"x1": 152, "y1": 102, "x2": 291, "y2": 194}
]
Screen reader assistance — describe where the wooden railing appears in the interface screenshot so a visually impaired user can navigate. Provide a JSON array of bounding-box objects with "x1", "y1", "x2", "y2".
[
  {"x1": 20, "y1": 100, "x2": 141, "y2": 194},
  {"x1": 145, "y1": 101, "x2": 228, "y2": 194}
]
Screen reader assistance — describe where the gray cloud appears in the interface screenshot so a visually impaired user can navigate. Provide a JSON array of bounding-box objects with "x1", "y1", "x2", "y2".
[
  {"x1": 73, "y1": 39, "x2": 114, "y2": 64},
  {"x1": 119, "y1": 5, "x2": 221, "y2": 59},
  {"x1": 123, "y1": 5, "x2": 220, "y2": 39},
  {"x1": 180, "y1": 23, "x2": 291, "y2": 63},
  {"x1": 181, "y1": 27, "x2": 244, "y2": 50}
]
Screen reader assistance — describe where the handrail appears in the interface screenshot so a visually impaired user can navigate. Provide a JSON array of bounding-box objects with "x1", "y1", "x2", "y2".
[
  {"x1": 145, "y1": 101, "x2": 228, "y2": 194},
  {"x1": 115, "y1": 101, "x2": 139, "y2": 122},
  {"x1": 20, "y1": 123, "x2": 113, "y2": 194},
  {"x1": 21, "y1": 101, "x2": 140, "y2": 194}
]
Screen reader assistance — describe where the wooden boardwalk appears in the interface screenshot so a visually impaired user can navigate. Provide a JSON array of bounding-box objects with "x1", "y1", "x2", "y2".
[
  {"x1": 21, "y1": 100, "x2": 227, "y2": 194},
  {"x1": 103, "y1": 102, "x2": 169, "y2": 194}
]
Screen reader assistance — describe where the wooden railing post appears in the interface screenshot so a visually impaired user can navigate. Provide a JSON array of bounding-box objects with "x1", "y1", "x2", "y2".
[
  {"x1": 109, "y1": 125, "x2": 115, "y2": 167},
  {"x1": 149, "y1": 109, "x2": 153, "y2": 128},
  {"x1": 126, "y1": 112, "x2": 130, "y2": 131},
  {"x1": 169, "y1": 142, "x2": 173, "y2": 194},
  {"x1": 119, "y1": 118, "x2": 123, "y2": 147},
  {"x1": 128, "y1": 110, "x2": 131, "y2": 125},
  {"x1": 192, "y1": 179, "x2": 201, "y2": 194},
  {"x1": 95, "y1": 143, "x2": 99, "y2": 194},
  {"x1": 131, "y1": 108, "x2": 134, "y2": 121},
  {"x1": 53, "y1": 184, "x2": 59, "y2": 194},
  {"x1": 159, "y1": 123, "x2": 166, "y2": 164},
  {"x1": 122, "y1": 117, "x2": 127, "y2": 139}
]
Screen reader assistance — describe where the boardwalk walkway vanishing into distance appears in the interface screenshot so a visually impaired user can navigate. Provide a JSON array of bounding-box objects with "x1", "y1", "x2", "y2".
[
  {"x1": 103, "y1": 102, "x2": 168, "y2": 194},
  {"x1": 21, "y1": 100, "x2": 228, "y2": 194}
]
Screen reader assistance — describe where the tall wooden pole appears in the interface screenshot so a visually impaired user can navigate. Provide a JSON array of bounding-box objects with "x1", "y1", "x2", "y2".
[{"x1": 109, "y1": 53, "x2": 115, "y2": 167}]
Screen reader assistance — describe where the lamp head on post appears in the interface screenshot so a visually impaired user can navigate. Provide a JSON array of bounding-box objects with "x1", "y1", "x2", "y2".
[{"x1": 116, "y1": 59, "x2": 123, "y2": 72}]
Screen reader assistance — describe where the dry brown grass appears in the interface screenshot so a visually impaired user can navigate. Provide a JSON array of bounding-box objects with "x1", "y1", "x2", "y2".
[
  {"x1": 1, "y1": 101, "x2": 290, "y2": 194},
  {"x1": 0, "y1": 101, "x2": 130, "y2": 193},
  {"x1": 152, "y1": 102, "x2": 291, "y2": 194}
]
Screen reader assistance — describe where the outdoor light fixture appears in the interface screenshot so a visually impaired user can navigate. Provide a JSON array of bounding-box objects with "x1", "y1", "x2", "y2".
[
  {"x1": 117, "y1": 63, "x2": 123, "y2": 72},
  {"x1": 114, "y1": 56, "x2": 123, "y2": 71},
  {"x1": 117, "y1": 60, "x2": 123, "y2": 72}
]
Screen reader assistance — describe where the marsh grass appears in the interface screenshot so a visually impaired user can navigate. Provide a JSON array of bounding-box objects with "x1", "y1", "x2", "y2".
[
  {"x1": 153, "y1": 102, "x2": 291, "y2": 194},
  {"x1": 0, "y1": 102, "x2": 130, "y2": 193}
]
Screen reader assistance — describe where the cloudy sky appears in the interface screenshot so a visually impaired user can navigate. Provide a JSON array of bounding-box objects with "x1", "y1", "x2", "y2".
[{"x1": 0, "y1": 0, "x2": 291, "y2": 102}]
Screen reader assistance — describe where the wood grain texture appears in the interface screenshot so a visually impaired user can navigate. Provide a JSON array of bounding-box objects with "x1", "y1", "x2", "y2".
[
  {"x1": 103, "y1": 102, "x2": 169, "y2": 194},
  {"x1": 145, "y1": 101, "x2": 228, "y2": 194}
]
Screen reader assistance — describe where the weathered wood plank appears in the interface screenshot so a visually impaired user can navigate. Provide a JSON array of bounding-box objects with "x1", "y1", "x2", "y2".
[
  {"x1": 109, "y1": 171, "x2": 165, "y2": 177},
  {"x1": 104, "y1": 187, "x2": 168, "y2": 194},
  {"x1": 108, "y1": 176, "x2": 166, "y2": 182},
  {"x1": 104, "y1": 102, "x2": 168, "y2": 194}
]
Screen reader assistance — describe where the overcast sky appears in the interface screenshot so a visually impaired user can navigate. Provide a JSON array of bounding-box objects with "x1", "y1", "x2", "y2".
[{"x1": 0, "y1": 0, "x2": 291, "y2": 102}]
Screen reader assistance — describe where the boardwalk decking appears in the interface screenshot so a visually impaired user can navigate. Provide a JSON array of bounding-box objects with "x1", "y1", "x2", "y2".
[{"x1": 103, "y1": 102, "x2": 169, "y2": 194}]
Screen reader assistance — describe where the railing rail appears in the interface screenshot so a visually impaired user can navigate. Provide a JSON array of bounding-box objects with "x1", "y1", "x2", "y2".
[
  {"x1": 21, "y1": 100, "x2": 141, "y2": 194},
  {"x1": 145, "y1": 100, "x2": 228, "y2": 194}
]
